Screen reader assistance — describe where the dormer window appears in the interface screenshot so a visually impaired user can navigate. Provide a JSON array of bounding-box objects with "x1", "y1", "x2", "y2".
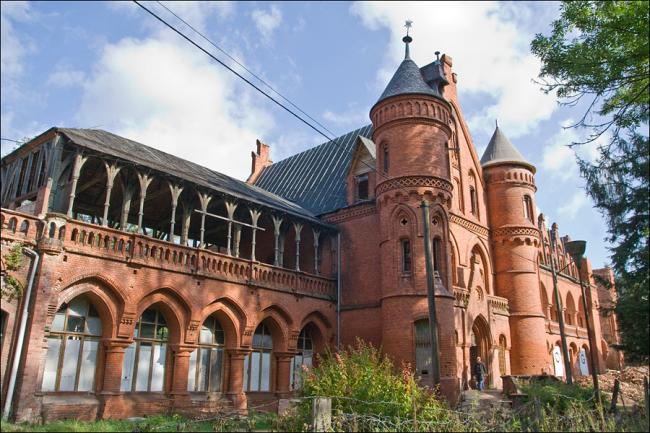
[{"x1": 356, "y1": 174, "x2": 369, "y2": 201}]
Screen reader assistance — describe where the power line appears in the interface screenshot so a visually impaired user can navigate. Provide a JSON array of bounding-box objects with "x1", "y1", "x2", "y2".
[
  {"x1": 1, "y1": 138, "x2": 25, "y2": 143},
  {"x1": 132, "y1": 0, "x2": 413, "y2": 197},
  {"x1": 132, "y1": 0, "x2": 334, "y2": 144},
  {"x1": 154, "y1": 0, "x2": 338, "y2": 139}
]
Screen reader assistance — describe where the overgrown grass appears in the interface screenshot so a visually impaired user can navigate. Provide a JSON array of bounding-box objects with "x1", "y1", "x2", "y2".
[{"x1": 0, "y1": 411, "x2": 281, "y2": 433}]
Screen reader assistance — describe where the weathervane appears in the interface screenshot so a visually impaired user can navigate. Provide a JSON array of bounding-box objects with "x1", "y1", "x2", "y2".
[
  {"x1": 403, "y1": 20, "x2": 413, "y2": 59},
  {"x1": 405, "y1": 20, "x2": 413, "y2": 36}
]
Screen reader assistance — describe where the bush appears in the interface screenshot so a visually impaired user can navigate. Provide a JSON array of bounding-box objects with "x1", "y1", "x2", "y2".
[{"x1": 278, "y1": 339, "x2": 466, "y2": 432}]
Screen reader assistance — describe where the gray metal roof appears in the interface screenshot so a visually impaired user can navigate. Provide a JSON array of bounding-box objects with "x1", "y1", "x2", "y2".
[
  {"x1": 373, "y1": 58, "x2": 440, "y2": 110},
  {"x1": 480, "y1": 126, "x2": 535, "y2": 172},
  {"x1": 55, "y1": 128, "x2": 328, "y2": 225},
  {"x1": 254, "y1": 125, "x2": 373, "y2": 216}
]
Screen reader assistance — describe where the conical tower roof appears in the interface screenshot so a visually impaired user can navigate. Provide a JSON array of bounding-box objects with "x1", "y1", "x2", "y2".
[
  {"x1": 372, "y1": 34, "x2": 441, "y2": 111},
  {"x1": 480, "y1": 126, "x2": 535, "y2": 172}
]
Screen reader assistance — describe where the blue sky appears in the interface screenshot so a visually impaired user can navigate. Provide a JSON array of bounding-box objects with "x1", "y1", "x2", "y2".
[{"x1": 1, "y1": 1, "x2": 612, "y2": 268}]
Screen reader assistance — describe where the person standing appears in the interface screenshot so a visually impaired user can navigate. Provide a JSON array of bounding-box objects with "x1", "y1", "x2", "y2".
[{"x1": 474, "y1": 356, "x2": 487, "y2": 391}]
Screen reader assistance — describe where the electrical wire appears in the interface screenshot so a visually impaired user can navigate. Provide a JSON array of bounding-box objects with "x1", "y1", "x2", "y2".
[
  {"x1": 132, "y1": 0, "x2": 334, "y2": 144},
  {"x1": 154, "y1": 0, "x2": 338, "y2": 139}
]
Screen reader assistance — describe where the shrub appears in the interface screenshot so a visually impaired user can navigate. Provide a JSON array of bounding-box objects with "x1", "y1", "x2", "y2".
[{"x1": 278, "y1": 339, "x2": 466, "y2": 432}]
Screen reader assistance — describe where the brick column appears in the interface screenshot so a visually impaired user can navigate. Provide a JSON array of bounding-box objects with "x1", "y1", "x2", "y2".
[
  {"x1": 274, "y1": 351, "x2": 295, "y2": 398},
  {"x1": 226, "y1": 349, "x2": 249, "y2": 410},
  {"x1": 99, "y1": 339, "x2": 131, "y2": 419},
  {"x1": 169, "y1": 345, "x2": 195, "y2": 397}
]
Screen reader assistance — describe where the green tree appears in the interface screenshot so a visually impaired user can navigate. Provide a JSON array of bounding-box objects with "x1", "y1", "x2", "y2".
[{"x1": 531, "y1": 1, "x2": 649, "y2": 362}]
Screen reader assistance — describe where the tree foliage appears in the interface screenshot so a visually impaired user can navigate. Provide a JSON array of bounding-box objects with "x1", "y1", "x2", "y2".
[
  {"x1": 531, "y1": 1, "x2": 649, "y2": 362},
  {"x1": 1, "y1": 242, "x2": 25, "y2": 301}
]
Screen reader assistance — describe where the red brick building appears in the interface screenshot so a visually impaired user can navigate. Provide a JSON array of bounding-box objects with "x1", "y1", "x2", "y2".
[{"x1": 1, "y1": 37, "x2": 621, "y2": 422}]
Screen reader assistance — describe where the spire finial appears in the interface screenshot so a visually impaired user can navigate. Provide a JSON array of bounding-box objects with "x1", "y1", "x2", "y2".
[
  {"x1": 435, "y1": 51, "x2": 440, "y2": 61},
  {"x1": 402, "y1": 20, "x2": 413, "y2": 60},
  {"x1": 495, "y1": 119, "x2": 498, "y2": 128}
]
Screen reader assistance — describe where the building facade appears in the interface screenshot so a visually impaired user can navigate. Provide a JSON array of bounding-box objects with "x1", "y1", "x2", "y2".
[{"x1": 1, "y1": 36, "x2": 621, "y2": 422}]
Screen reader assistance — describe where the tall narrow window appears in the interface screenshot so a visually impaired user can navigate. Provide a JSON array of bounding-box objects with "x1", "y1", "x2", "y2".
[
  {"x1": 121, "y1": 308, "x2": 168, "y2": 392},
  {"x1": 414, "y1": 320, "x2": 431, "y2": 376},
  {"x1": 401, "y1": 239, "x2": 412, "y2": 273},
  {"x1": 523, "y1": 195, "x2": 533, "y2": 222},
  {"x1": 41, "y1": 297, "x2": 102, "y2": 392},
  {"x1": 498, "y1": 335, "x2": 507, "y2": 376},
  {"x1": 433, "y1": 238, "x2": 442, "y2": 273},
  {"x1": 188, "y1": 316, "x2": 225, "y2": 392},
  {"x1": 356, "y1": 174, "x2": 369, "y2": 201},
  {"x1": 291, "y1": 327, "x2": 313, "y2": 390},
  {"x1": 0, "y1": 310, "x2": 6, "y2": 351},
  {"x1": 469, "y1": 187, "x2": 477, "y2": 216},
  {"x1": 243, "y1": 323, "x2": 273, "y2": 392},
  {"x1": 383, "y1": 144, "x2": 389, "y2": 173}
]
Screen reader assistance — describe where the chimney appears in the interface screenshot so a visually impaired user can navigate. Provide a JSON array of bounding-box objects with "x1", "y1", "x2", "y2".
[{"x1": 246, "y1": 139, "x2": 273, "y2": 184}]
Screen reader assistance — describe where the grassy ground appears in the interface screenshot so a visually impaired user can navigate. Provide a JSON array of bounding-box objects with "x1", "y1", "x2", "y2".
[{"x1": 0, "y1": 412, "x2": 279, "y2": 432}]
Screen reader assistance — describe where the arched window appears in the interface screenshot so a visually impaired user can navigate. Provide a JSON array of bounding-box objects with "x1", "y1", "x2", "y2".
[
  {"x1": 383, "y1": 144, "x2": 389, "y2": 173},
  {"x1": 121, "y1": 308, "x2": 168, "y2": 392},
  {"x1": 291, "y1": 327, "x2": 313, "y2": 390},
  {"x1": 469, "y1": 186, "x2": 478, "y2": 216},
  {"x1": 41, "y1": 297, "x2": 102, "y2": 392},
  {"x1": 414, "y1": 320, "x2": 431, "y2": 377},
  {"x1": 454, "y1": 178, "x2": 463, "y2": 212},
  {"x1": 523, "y1": 195, "x2": 534, "y2": 222},
  {"x1": 243, "y1": 323, "x2": 273, "y2": 392},
  {"x1": 188, "y1": 316, "x2": 225, "y2": 392}
]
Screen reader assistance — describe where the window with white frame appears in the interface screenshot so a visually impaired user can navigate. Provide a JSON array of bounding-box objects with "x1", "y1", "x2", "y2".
[
  {"x1": 41, "y1": 297, "x2": 102, "y2": 392},
  {"x1": 188, "y1": 315, "x2": 225, "y2": 392},
  {"x1": 291, "y1": 328, "x2": 313, "y2": 390},
  {"x1": 121, "y1": 308, "x2": 168, "y2": 392},
  {"x1": 243, "y1": 323, "x2": 273, "y2": 392}
]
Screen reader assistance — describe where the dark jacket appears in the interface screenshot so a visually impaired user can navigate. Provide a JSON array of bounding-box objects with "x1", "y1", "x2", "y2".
[{"x1": 474, "y1": 362, "x2": 487, "y2": 377}]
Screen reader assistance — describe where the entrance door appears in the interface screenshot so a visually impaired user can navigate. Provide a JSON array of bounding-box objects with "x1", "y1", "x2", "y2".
[{"x1": 470, "y1": 317, "x2": 491, "y2": 389}]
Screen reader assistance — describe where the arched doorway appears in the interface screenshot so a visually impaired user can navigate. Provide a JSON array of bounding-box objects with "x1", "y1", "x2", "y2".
[{"x1": 469, "y1": 316, "x2": 490, "y2": 389}]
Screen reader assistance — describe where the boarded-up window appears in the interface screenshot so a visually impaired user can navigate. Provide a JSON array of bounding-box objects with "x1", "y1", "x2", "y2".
[{"x1": 414, "y1": 320, "x2": 431, "y2": 376}]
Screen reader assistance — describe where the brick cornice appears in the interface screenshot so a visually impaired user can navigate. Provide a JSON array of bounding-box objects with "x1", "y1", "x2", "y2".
[
  {"x1": 376, "y1": 175, "x2": 453, "y2": 196},
  {"x1": 323, "y1": 203, "x2": 377, "y2": 224},
  {"x1": 492, "y1": 225, "x2": 541, "y2": 240},
  {"x1": 449, "y1": 213, "x2": 489, "y2": 238}
]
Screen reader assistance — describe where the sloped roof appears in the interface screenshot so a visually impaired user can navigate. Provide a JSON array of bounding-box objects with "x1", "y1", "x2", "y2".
[
  {"x1": 254, "y1": 125, "x2": 373, "y2": 216},
  {"x1": 55, "y1": 128, "x2": 327, "y2": 225},
  {"x1": 373, "y1": 59, "x2": 439, "y2": 110},
  {"x1": 480, "y1": 126, "x2": 535, "y2": 172}
]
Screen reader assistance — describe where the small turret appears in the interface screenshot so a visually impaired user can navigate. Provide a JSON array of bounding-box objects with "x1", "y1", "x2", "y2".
[{"x1": 482, "y1": 125, "x2": 547, "y2": 376}]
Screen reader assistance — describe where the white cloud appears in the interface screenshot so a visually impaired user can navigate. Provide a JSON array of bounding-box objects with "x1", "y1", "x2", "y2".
[
  {"x1": 557, "y1": 191, "x2": 588, "y2": 219},
  {"x1": 157, "y1": 1, "x2": 234, "y2": 32},
  {"x1": 251, "y1": 5, "x2": 282, "y2": 42},
  {"x1": 1, "y1": 1, "x2": 32, "y2": 79},
  {"x1": 540, "y1": 118, "x2": 602, "y2": 180},
  {"x1": 350, "y1": 1, "x2": 559, "y2": 138},
  {"x1": 47, "y1": 65, "x2": 86, "y2": 88},
  {"x1": 76, "y1": 36, "x2": 274, "y2": 180},
  {"x1": 323, "y1": 106, "x2": 370, "y2": 128}
]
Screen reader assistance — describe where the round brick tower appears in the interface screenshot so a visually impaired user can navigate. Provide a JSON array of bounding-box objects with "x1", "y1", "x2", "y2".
[
  {"x1": 370, "y1": 35, "x2": 458, "y2": 399},
  {"x1": 481, "y1": 127, "x2": 548, "y2": 375}
]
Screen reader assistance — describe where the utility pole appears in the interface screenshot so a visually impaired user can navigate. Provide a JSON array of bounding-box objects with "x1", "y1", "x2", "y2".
[
  {"x1": 547, "y1": 229, "x2": 573, "y2": 385},
  {"x1": 565, "y1": 240, "x2": 601, "y2": 404},
  {"x1": 421, "y1": 200, "x2": 441, "y2": 386}
]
